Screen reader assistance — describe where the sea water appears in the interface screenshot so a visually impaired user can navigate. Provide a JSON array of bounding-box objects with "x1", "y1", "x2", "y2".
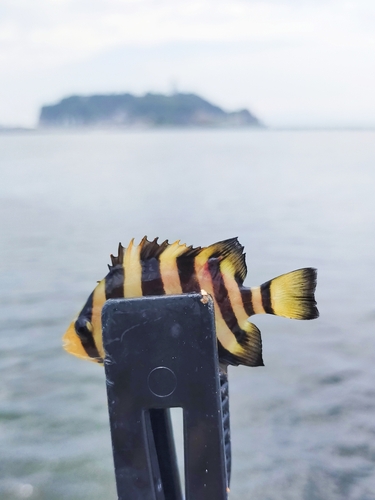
[{"x1": 0, "y1": 129, "x2": 374, "y2": 500}]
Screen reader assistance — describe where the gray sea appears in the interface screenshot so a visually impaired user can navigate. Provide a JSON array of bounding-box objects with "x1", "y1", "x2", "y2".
[{"x1": 0, "y1": 129, "x2": 374, "y2": 500}]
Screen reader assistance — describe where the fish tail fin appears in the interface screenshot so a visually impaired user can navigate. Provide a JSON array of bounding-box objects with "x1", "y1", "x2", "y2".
[{"x1": 257, "y1": 268, "x2": 319, "y2": 320}]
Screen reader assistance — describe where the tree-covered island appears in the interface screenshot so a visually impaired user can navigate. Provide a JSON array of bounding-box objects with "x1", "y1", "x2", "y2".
[{"x1": 39, "y1": 92, "x2": 264, "y2": 128}]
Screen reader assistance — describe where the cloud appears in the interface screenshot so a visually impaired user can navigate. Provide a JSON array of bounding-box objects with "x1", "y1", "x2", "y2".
[
  {"x1": 0, "y1": 0, "x2": 375, "y2": 126},
  {"x1": 0, "y1": 0, "x2": 349, "y2": 72}
]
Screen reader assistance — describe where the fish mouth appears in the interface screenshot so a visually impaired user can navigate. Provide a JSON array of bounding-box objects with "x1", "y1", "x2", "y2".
[
  {"x1": 62, "y1": 321, "x2": 89, "y2": 359},
  {"x1": 63, "y1": 321, "x2": 104, "y2": 364}
]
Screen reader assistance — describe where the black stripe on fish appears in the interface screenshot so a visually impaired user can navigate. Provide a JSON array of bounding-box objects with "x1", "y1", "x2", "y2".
[
  {"x1": 105, "y1": 267, "x2": 125, "y2": 299},
  {"x1": 241, "y1": 288, "x2": 255, "y2": 317},
  {"x1": 74, "y1": 292, "x2": 102, "y2": 361},
  {"x1": 141, "y1": 257, "x2": 165, "y2": 296},
  {"x1": 176, "y1": 249, "x2": 201, "y2": 293},
  {"x1": 208, "y1": 257, "x2": 247, "y2": 345},
  {"x1": 106, "y1": 243, "x2": 125, "y2": 299},
  {"x1": 261, "y1": 280, "x2": 274, "y2": 314}
]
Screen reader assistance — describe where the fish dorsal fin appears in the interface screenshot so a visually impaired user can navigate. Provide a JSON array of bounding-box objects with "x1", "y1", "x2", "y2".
[
  {"x1": 108, "y1": 243, "x2": 125, "y2": 271},
  {"x1": 139, "y1": 236, "x2": 171, "y2": 260},
  {"x1": 109, "y1": 237, "x2": 203, "y2": 270},
  {"x1": 139, "y1": 236, "x2": 203, "y2": 261},
  {"x1": 180, "y1": 244, "x2": 202, "y2": 258},
  {"x1": 107, "y1": 238, "x2": 246, "y2": 279},
  {"x1": 207, "y1": 237, "x2": 247, "y2": 284}
]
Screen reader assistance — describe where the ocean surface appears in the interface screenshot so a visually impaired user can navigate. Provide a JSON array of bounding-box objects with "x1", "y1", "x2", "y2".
[{"x1": 0, "y1": 129, "x2": 374, "y2": 500}]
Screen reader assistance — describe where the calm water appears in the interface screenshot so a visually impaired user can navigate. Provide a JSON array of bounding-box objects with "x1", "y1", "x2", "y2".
[{"x1": 0, "y1": 130, "x2": 374, "y2": 500}]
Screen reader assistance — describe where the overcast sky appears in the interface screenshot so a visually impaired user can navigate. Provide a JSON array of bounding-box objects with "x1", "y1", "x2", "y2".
[{"x1": 1, "y1": 0, "x2": 375, "y2": 127}]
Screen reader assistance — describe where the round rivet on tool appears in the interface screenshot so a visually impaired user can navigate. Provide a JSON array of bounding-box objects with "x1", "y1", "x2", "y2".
[{"x1": 147, "y1": 367, "x2": 177, "y2": 397}]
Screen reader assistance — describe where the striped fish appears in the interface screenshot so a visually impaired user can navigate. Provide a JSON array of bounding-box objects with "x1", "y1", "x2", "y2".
[{"x1": 63, "y1": 237, "x2": 318, "y2": 367}]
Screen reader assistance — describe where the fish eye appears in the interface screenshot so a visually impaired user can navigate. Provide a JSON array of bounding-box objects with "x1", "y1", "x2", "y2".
[{"x1": 74, "y1": 318, "x2": 92, "y2": 341}]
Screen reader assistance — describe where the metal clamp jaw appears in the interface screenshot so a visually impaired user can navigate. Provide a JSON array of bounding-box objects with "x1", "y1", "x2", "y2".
[{"x1": 102, "y1": 293, "x2": 230, "y2": 500}]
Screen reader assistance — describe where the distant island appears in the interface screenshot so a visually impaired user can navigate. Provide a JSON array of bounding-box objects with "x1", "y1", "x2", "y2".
[{"x1": 38, "y1": 92, "x2": 264, "y2": 128}]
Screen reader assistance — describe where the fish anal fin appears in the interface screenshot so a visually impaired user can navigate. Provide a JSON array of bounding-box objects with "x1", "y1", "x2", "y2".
[{"x1": 219, "y1": 321, "x2": 263, "y2": 367}]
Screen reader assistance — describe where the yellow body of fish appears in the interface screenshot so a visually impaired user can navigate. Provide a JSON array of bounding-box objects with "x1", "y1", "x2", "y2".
[{"x1": 63, "y1": 237, "x2": 318, "y2": 367}]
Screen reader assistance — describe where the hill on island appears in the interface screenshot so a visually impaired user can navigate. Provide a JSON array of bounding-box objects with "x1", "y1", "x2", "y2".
[{"x1": 38, "y1": 92, "x2": 263, "y2": 128}]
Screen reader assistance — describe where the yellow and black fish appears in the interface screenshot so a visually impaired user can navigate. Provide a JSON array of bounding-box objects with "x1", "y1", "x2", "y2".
[{"x1": 63, "y1": 237, "x2": 318, "y2": 367}]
